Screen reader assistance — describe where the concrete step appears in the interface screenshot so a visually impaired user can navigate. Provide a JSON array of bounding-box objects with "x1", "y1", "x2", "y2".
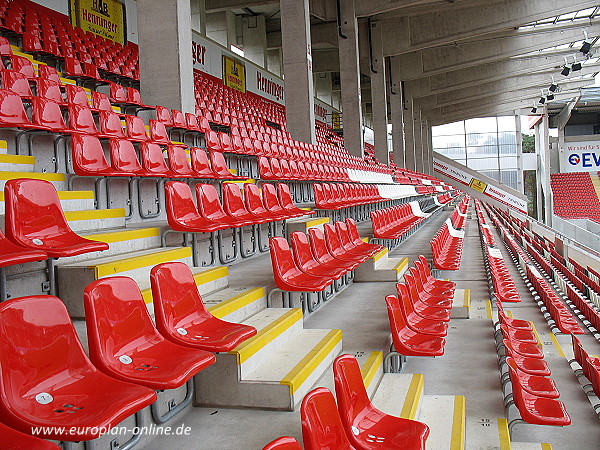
[
  {"x1": 72, "y1": 227, "x2": 163, "y2": 263},
  {"x1": 0, "y1": 140, "x2": 7, "y2": 154},
  {"x1": 0, "y1": 171, "x2": 68, "y2": 190},
  {"x1": 417, "y1": 395, "x2": 465, "y2": 450},
  {"x1": 0, "y1": 190, "x2": 96, "y2": 213},
  {"x1": 354, "y1": 248, "x2": 409, "y2": 282},
  {"x1": 58, "y1": 246, "x2": 193, "y2": 317},
  {"x1": 372, "y1": 372, "x2": 425, "y2": 420},
  {"x1": 511, "y1": 443, "x2": 553, "y2": 450},
  {"x1": 451, "y1": 288, "x2": 471, "y2": 319},
  {"x1": 286, "y1": 216, "x2": 330, "y2": 236},
  {"x1": 195, "y1": 308, "x2": 342, "y2": 410},
  {"x1": 64, "y1": 208, "x2": 127, "y2": 232},
  {"x1": 0, "y1": 154, "x2": 35, "y2": 171},
  {"x1": 205, "y1": 286, "x2": 267, "y2": 324}
]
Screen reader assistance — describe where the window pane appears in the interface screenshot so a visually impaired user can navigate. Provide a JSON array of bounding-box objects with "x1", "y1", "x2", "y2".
[
  {"x1": 432, "y1": 135, "x2": 464, "y2": 148},
  {"x1": 467, "y1": 133, "x2": 497, "y2": 146},
  {"x1": 498, "y1": 132, "x2": 517, "y2": 145},
  {"x1": 500, "y1": 156, "x2": 518, "y2": 169},
  {"x1": 468, "y1": 158, "x2": 499, "y2": 170},
  {"x1": 480, "y1": 170, "x2": 500, "y2": 182},
  {"x1": 432, "y1": 120, "x2": 464, "y2": 137},
  {"x1": 465, "y1": 117, "x2": 497, "y2": 134},
  {"x1": 497, "y1": 116, "x2": 517, "y2": 132}
]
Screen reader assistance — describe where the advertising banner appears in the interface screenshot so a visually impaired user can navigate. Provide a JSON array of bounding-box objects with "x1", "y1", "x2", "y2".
[
  {"x1": 562, "y1": 141, "x2": 600, "y2": 173},
  {"x1": 69, "y1": 0, "x2": 126, "y2": 45},
  {"x1": 222, "y1": 55, "x2": 246, "y2": 93}
]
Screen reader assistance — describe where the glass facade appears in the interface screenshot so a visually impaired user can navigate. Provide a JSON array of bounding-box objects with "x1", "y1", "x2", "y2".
[{"x1": 432, "y1": 116, "x2": 520, "y2": 190}]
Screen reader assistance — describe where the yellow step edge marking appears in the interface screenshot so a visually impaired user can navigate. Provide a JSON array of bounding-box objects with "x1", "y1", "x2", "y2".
[
  {"x1": 0, "y1": 140, "x2": 7, "y2": 149},
  {"x1": 486, "y1": 299, "x2": 493, "y2": 319},
  {"x1": 281, "y1": 329, "x2": 342, "y2": 394},
  {"x1": 209, "y1": 287, "x2": 265, "y2": 319},
  {"x1": 549, "y1": 332, "x2": 566, "y2": 358},
  {"x1": 450, "y1": 395, "x2": 466, "y2": 450},
  {"x1": 529, "y1": 321, "x2": 543, "y2": 347},
  {"x1": 93, "y1": 247, "x2": 192, "y2": 278},
  {"x1": 85, "y1": 227, "x2": 159, "y2": 243},
  {"x1": 0, "y1": 171, "x2": 65, "y2": 181},
  {"x1": 0, "y1": 190, "x2": 95, "y2": 201},
  {"x1": 463, "y1": 289, "x2": 471, "y2": 308},
  {"x1": 231, "y1": 308, "x2": 303, "y2": 364},
  {"x1": 223, "y1": 179, "x2": 256, "y2": 184},
  {"x1": 141, "y1": 266, "x2": 229, "y2": 304},
  {"x1": 371, "y1": 248, "x2": 389, "y2": 263},
  {"x1": 360, "y1": 351, "x2": 383, "y2": 390},
  {"x1": 400, "y1": 374, "x2": 424, "y2": 420},
  {"x1": 305, "y1": 217, "x2": 330, "y2": 228},
  {"x1": 393, "y1": 257, "x2": 409, "y2": 274},
  {"x1": 541, "y1": 444, "x2": 552, "y2": 450},
  {"x1": 507, "y1": 310, "x2": 514, "y2": 318},
  {"x1": 0, "y1": 154, "x2": 35, "y2": 164},
  {"x1": 64, "y1": 208, "x2": 126, "y2": 221},
  {"x1": 361, "y1": 237, "x2": 369, "y2": 243},
  {"x1": 497, "y1": 418, "x2": 511, "y2": 450}
]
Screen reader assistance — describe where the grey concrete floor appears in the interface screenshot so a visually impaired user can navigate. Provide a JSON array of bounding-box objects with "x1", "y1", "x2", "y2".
[{"x1": 143, "y1": 205, "x2": 600, "y2": 449}]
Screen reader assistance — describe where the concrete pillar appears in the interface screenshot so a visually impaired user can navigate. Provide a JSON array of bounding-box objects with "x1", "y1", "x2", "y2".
[
  {"x1": 404, "y1": 96, "x2": 416, "y2": 171},
  {"x1": 389, "y1": 58, "x2": 405, "y2": 168},
  {"x1": 191, "y1": 0, "x2": 206, "y2": 35},
  {"x1": 267, "y1": 48, "x2": 283, "y2": 76},
  {"x1": 413, "y1": 113, "x2": 424, "y2": 174},
  {"x1": 534, "y1": 123, "x2": 543, "y2": 222},
  {"x1": 314, "y1": 72, "x2": 333, "y2": 106},
  {"x1": 206, "y1": 11, "x2": 236, "y2": 48},
  {"x1": 540, "y1": 111, "x2": 553, "y2": 227},
  {"x1": 137, "y1": 0, "x2": 195, "y2": 113},
  {"x1": 422, "y1": 121, "x2": 432, "y2": 175},
  {"x1": 369, "y1": 20, "x2": 388, "y2": 165},
  {"x1": 338, "y1": 0, "x2": 363, "y2": 158},
  {"x1": 280, "y1": 0, "x2": 316, "y2": 144},
  {"x1": 515, "y1": 113, "x2": 525, "y2": 194},
  {"x1": 241, "y1": 15, "x2": 267, "y2": 68}
]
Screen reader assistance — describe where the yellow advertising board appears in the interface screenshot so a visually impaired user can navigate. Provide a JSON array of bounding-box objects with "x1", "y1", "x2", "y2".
[
  {"x1": 69, "y1": 0, "x2": 126, "y2": 45},
  {"x1": 469, "y1": 177, "x2": 488, "y2": 193},
  {"x1": 222, "y1": 55, "x2": 246, "y2": 93}
]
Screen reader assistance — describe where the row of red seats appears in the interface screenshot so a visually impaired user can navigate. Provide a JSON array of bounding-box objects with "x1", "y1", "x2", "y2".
[
  {"x1": 551, "y1": 172, "x2": 600, "y2": 221},
  {"x1": 313, "y1": 183, "x2": 383, "y2": 210},
  {"x1": 571, "y1": 334, "x2": 600, "y2": 399},
  {"x1": 371, "y1": 202, "x2": 424, "y2": 240},
  {"x1": 495, "y1": 302, "x2": 571, "y2": 428},
  {"x1": 430, "y1": 217, "x2": 466, "y2": 271},
  {"x1": 73, "y1": 135, "x2": 244, "y2": 181},
  {"x1": 263, "y1": 354, "x2": 429, "y2": 450},
  {"x1": 384, "y1": 256, "x2": 455, "y2": 371},
  {"x1": 0, "y1": 261, "x2": 256, "y2": 445},
  {"x1": 475, "y1": 201, "x2": 521, "y2": 302},
  {"x1": 166, "y1": 182, "x2": 311, "y2": 234},
  {"x1": 258, "y1": 156, "x2": 349, "y2": 182},
  {"x1": 2, "y1": 1, "x2": 139, "y2": 80},
  {"x1": 270, "y1": 220, "x2": 383, "y2": 296}
]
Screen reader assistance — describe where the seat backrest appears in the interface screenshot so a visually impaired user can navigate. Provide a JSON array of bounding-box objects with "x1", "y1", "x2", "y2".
[
  {"x1": 2, "y1": 69, "x2": 33, "y2": 97},
  {"x1": 290, "y1": 231, "x2": 319, "y2": 271},
  {"x1": 167, "y1": 145, "x2": 194, "y2": 176},
  {"x1": 196, "y1": 183, "x2": 227, "y2": 221},
  {"x1": 68, "y1": 104, "x2": 98, "y2": 134},
  {"x1": 277, "y1": 184, "x2": 296, "y2": 209},
  {"x1": 4, "y1": 178, "x2": 73, "y2": 245},
  {"x1": 84, "y1": 276, "x2": 166, "y2": 374},
  {"x1": 99, "y1": 110, "x2": 126, "y2": 137},
  {"x1": 244, "y1": 183, "x2": 268, "y2": 215},
  {"x1": 65, "y1": 84, "x2": 89, "y2": 107},
  {"x1": 335, "y1": 221, "x2": 354, "y2": 249},
  {"x1": 171, "y1": 109, "x2": 186, "y2": 128},
  {"x1": 209, "y1": 150, "x2": 234, "y2": 177},
  {"x1": 92, "y1": 91, "x2": 113, "y2": 112},
  {"x1": 324, "y1": 223, "x2": 344, "y2": 254},
  {"x1": 109, "y1": 81, "x2": 127, "y2": 103},
  {"x1": 301, "y1": 387, "x2": 355, "y2": 450},
  {"x1": 150, "y1": 119, "x2": 171, "y2": 144},
  {"x1": 10, "y1": 55, "x2": 35, "y2": 79},
  {"x1": 140, "y1": 142, "x2": 170, "y2": 175},
  {"x1": 150, "y1": 261, "x2": 212, "y2": 334},
  {"x1": 333, "y1": 354, "x2": 373, "y2": 432},
  {"x1": 0, "y1": 296, "x2": 98, "y2": 419},
  {"x1": 155, "y1": 105, "x2": 172, "y2": 126},
  {"x1": 308, "y1": 227, "x2": 333, "y2": 264},
  {"x1": 190, "y1": 147, "x2": 214, "y2": 177},
  {"x1": 37, "y1": 64, "x2": 61, "y2": 83},
  {"x1": 164, "y1": 181, "x2": 202, "y2": 228},
  {"x1": 109, "y1": 138, "x2": 143, "y2": 174},
  {"x1": 262, "y1": 436, "x2": 303, "y2": 450},
  {"x1": 31, "y1": 97, "x2": 66, "y2": 131},
  {"x1": 262, "y1": 183, "x2": 283, "y2": 212},
  {"x1": 269, "y1": 236, "x2": 300, "y2": 281},
  {"x1": 36, "y1": 79, "x2": 63, "y2": 103},
  {"x1": 71, "y1": 134, "x2": 112, "y2": 176},
  {"x1": 222, "y1": 183, "x2": 250, "y2": 217},
  {"x1": 125, "y1": 115, "x2": 149, "y2": 141}
]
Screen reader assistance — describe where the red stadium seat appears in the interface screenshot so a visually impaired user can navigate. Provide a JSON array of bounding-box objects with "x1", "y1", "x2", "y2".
[
  {"x1": 0, "y1": 296, "x2": 156, "y2": 442},
  {"x1": 0, "y1": 421, "x2": 61, "y2": 449},
  {"x1": 262, "y1": 436, "x2": 303, "y2": 450},
  {"x1": 333, "y1": 354, "x2": 430, "y2": 450},
  {"x1": 150, "y1": 261, "x2": 257, "y2": 352}
]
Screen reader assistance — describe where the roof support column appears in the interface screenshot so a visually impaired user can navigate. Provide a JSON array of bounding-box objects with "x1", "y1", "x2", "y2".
[
  {"x1": 281, "y1": 0, "x2": 316, "y2": 144},
  {"x1": 242, "y1": 15, "x2": 267, "y2": 68},
  {"x1": 389, "y1": 58, "x2": 405, "y2": 168},
  {"x1": 413, "y1": 112, "x2": 424, "y2": 174},
  {"x1": 404, "y1": 93, "x2": 416, "y2": 171},
  {"x1": 369, "y1": 20, "x2": 388, "y2": 165},
  {"x1": 137, "y1": 0, "x2": 195, "y2": 113},
  {"x1": 191, "y1": 0, "x2": 206, "y2": 35},
  {"x1": 423, "y1": 121, "x2": 433, "y2": 175},
  {"x1": 338, "y1": 0, "x2": 364, "y2": 158}
]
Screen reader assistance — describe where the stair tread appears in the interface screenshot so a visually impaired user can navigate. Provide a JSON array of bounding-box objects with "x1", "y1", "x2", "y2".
[
  {"x1": 418, "y1": 395, "x2": 465, "y2": 450},
  {"x1": 371, "y1": 373, "x2": 424, "y2": 419},
  {"x1": 58, "y1": 245, "x2": 190, "y2": 268}
]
